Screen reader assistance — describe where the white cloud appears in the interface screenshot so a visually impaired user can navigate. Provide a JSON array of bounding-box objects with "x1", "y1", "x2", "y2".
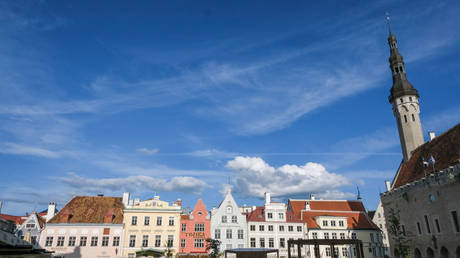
[
  {"x1": 226, "y1": 156, "x2": 349, "y2": 198},
  {"x1": 57, "y1": 172, "x2": 208, "y2": 195},
  {"x1": 137, "y1": 147, "x2": 159, "y2": 155},
  {"x1": 0, "y1": 142, "x2": 61, "y2": 158},
  {"x1": 315, "y1": 190, "x2": 356, "y2": 200}
]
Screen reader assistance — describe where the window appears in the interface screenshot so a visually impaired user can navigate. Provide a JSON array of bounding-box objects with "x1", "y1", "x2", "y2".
[
  {"x1": 129, "y1": 235, "x2": 136, "y2": 247},
  {"x1": 232, "y1": 215, "x2": 237, "y2": 223},
  {"x1": 324, "y1": 232, "x2": 329, "y2": 239},
  {"x1": 215, "y1": 229, "x2": 221, "y2": 239},
  {"x1": 370, "y1": 233, "x2": 374, "y2": 242},
  {"x1": 402, "y1": 225, "x2": 406, "y2": 235},
  {"x1": 372, "y1": 247, "x2": 377, "y2": 257},
  {"x1": 404, "y1": 115, "x2": 408, "y2": 123},
  {"x1": 222, "y1": 216, "x2": 227, "y2": 223},
  {"x1": 226, "y1": 206, "x2": 233, "y2": 213},
  {"x1": 80, "y1": 236, "x2": 87, "y2": 246},
  {"x1": 259, "y1": 225, "x2": 265, "y2": 231},
  {"x1": 268, "y1": 213, "x2": 273, "y2": 219},
  {"x1": 339, "y1": 220, "x2": 344, "y2": 227},
  {"x1": 57, "y1": 236, "x2": 65, "y2": 247},
  {"x1": 194, "y1": 239, "x2": 204, "y2": 248},
  {"x1": 331, "y1": 221, "x2": 336, "y2": 226},
  {"x1": 45, "y1": 236, "x2": 53, "y2": 247},
  {"x1": 68, "y1": 236, "x2": 76, "y2": 246},
  {"x1": 181, "y1": 239, "x2": 186, "y2": 248},
  {"x1": 260, "y1": 238, "x2": 265, "y2": 248},
  {"x1": 142, "y1": 235, "x2": 148, "y2": 247},
  {"x1": 323, "y1": 220, "x2": 328, "y2": 226},
  {"x1": 434, "y1": 219, "x2": 441, "y2": 233},
  {"x1": 326, "y1": 247, "x2": 331, "y2": 256},
  {"x1": 31, "y1": 236, "x2": 37, "y2": 245},
  {"x1": 352, "y1": 233, "x2": 357, "y2": 239},
  {"x1": 167, "y1": 235, "x2": 174, "y2": 247},
  {"x1": 113, "y1": 236, "x2": 120, "y2": 246},
  {"x1": 155, "y1": 216, "x2": 162, "y2": 226},
  {"x1": 100, "y1": 236, "x2": 108, "y2": 246},
  {"x1": 155, "y1": 235, "x2": 161, "y2": 247},
  {"x1": 26, "y1": 223, "x2": 35, "y2": 228},
  {"x1": 181, "y1": 223, "x2": 186, "y2": 232},
  {"x1": 417, "y1": 222, "x2": 422, "y2": 235},
  {"x1": 332, "y1": 233, "x2": 337, "y2": 239},
  {"x1": 238, "y1": 229, "x2": 244, "y2": 239},
  {"x1": 279, "y1": 213, "x2": 284, "y2": 219},
  {"x1": 399, "y1": 66, "x2": 403, "y2": 73},
  {"x1": 400, "y1": 98, "x2": 403, "y2": 103},
  {"x1": 412, "y1": 114, "x2": 415, "y2": 122},
  {"x1": 91, "y1": 236, "x2": 98, "y2": 246},
  {"x1": 424, "y1": 215, "x2": 431, "y2": 234},
  {"x1": 269, "y1": 238, "x2": 274, "y2": 248},
  {"x1": 312, "y1": 232, "x2": 318, "y2": 239},
  {"x1": 250, "y1": 238, "x2": 256, "y2": 247},
  {"x1": 451, "y1": 211, "x2": 459, "y2": 233},
  {"x1": 268, "y1": 225, "x2": 273, "y2": 231},
  {"x1": 340, "y1": 233, "x2": 345, "y2": 239},
  {"x1": 132, "y1": 216, "x2": 137, "y2": 225},
  {"x1": 195, "y1": 223, "x2": 204, "y2": 232},
  {"x1": 279, "y1": 225, "x2": 284, "y2": 231},
  {"x1": 288, "y1": 225, "x2": 293, "y2": 232},
  {"x1": 280, "y1": 238, "x2": 285, "y2": 248},
  {"x1": 226, "y1": 229, "x2": 232, "y2": 239},
  {"x1": 342, "y1": 247, "x2": 349, "y2": 257},
  {"x1": 169, "y1": 216, "x2": 174, "y2": 226},
  {"x1": 297, "y1": 226, "x2": 302, "y2": 232},
  {"x1": 250, "y1": 225, "x2": 256, "y2": 231},
  {"x1": 334, "y1": 247, "x2": 339, "y2": 257},
  {"x1": 144, "y1": 216, "x2": 150, "y2": 225}
]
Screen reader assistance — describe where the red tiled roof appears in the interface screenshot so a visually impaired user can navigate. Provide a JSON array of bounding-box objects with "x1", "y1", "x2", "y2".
[
  {"x1": 181, "y1": 214, "x2": 190, "y2": 220},
  {"x1": 48, "y1": 196, "x2": 124, "y2": 224},
  {"x1": 394, "y1": 123, "x2": 460, "y2": 188},
  {"x1": 0, "y1": 214, "x2": 25, "y2": 225},
  {"x1": 301, "y1": 211, "x2": 379, "y2": 230},
  {"x1": 289, "y1": 200, "x2": 365, "y2": 217},
  {"x1": 246, "y1": 206, "x2": 302, "y2": 223}
]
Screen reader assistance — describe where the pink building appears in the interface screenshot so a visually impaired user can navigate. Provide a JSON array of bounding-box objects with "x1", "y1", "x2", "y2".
[{"x1": 179, "y1": 199, "x2": 210, "y2": 255}]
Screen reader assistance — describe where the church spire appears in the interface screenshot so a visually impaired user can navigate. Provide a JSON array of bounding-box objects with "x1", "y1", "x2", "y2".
[{"x1": 386, "y1": 17, "x2": 424, "y2": 162}]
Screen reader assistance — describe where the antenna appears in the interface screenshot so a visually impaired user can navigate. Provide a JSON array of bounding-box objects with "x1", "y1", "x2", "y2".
[{"x1": 385, "y1": 12, "x2": 392, "y2": 35}]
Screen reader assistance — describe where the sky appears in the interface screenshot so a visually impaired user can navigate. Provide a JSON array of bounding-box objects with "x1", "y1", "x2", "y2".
[{"x1": 1, "y1": 0, "x2": 459, "y2": 215}]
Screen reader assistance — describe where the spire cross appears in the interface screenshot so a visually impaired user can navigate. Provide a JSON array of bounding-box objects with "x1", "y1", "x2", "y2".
[{"x1": 385, "y1": 12, "x2": 392, "y2": 35}]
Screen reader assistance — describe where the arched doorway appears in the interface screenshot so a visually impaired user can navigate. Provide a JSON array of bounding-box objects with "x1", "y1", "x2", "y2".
[
  {"x1": 415, "y1": 248, "x2": 422, "y2": 258},
  {"x1": 427, "y1": 248, "x2": 435, "y2": 258},
  {"x1": 441, "y1": 247, "x2": 449, "y2": 258}
]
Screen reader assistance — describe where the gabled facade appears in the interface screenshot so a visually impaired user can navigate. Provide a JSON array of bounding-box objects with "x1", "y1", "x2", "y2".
[
  {"x1": 247, "y1": 193, "x2": 305, "y2": 258},
  {"x1": 122, "y1": 193, "x2": 182, "y2": 258},
  {"x1": 39, "y1": 195, "x2": 125, "y2": 258},
  {"x1": 210, "y1": 190, "x2": 247, "y2": 252},
  {"x1": 289, "y1": 198, "x2": 383, "y2": 258},
  {"x1": 179, "y1": 198, "x2": 210, "y2": 255},
  {"x1": 15, "y1": 212, "x2": 46, "y2": 247}
]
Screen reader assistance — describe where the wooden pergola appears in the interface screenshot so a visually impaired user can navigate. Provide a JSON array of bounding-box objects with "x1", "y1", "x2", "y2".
[
  {"x1": 287, "y1": 239, "x2": 364, "y2": 258},
  {"x1": 225, "y1": 248, "x2": 279, "y2": 258}
]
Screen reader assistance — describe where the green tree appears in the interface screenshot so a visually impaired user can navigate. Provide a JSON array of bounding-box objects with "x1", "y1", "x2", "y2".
[
  {"x1": 206, "y1": 238, "x2": 222, "y2": 258},
  {"x1": 387, "y1": 208, "x2": 411, "y2": 258}
]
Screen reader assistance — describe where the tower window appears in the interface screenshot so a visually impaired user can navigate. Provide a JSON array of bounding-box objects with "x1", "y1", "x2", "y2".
[
  {"x1": 400, "y1": 98, "x2": 403, "y2": 103},
  {"x1": 409, "y1": 97, "x2": 413, "y2": 101},
  {"x1": 399, "y1": 66, "x2": 403, "y2": 72},
  {"x1": 404, "y1": 115, "x2": 408, "y2": 123},
  {"x1": 412, "y1": 114, "x2": 415, "y2": 122}
]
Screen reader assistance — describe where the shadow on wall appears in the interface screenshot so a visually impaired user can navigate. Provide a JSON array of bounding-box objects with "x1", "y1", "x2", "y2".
[{"x1": 54, "y1": 246, "x2": 81, "y2": 258}]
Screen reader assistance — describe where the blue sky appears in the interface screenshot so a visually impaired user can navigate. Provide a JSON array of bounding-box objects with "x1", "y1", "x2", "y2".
[{"x1": 1, "y1": 0, "x2": 459, "y2": 215}]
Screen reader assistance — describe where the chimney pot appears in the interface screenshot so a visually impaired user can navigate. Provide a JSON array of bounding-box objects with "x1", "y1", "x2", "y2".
[
  {"x1": 429, "y1": 131, "x2": 436, "y2": 141},
  {"x1": 385, "y1": 180, "x2": 391, "y2": 192}
]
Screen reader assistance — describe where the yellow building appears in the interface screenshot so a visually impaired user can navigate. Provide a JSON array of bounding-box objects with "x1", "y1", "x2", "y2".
[{"x1": 121, "y1": 193, "x2": 182, "y2": 258}]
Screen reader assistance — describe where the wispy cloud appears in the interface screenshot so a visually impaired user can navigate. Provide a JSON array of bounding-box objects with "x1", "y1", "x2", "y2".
[
  {"x1": 0, "y1": 142, "x2": 62, "y2": 158},
  {"x1": 137, "y1": 147, "x2": 159, "y2": 155}
]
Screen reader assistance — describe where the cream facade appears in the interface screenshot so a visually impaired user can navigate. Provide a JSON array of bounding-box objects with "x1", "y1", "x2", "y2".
[{"x1": 122, "y1": 193, "x2": 182, "y2": 258}]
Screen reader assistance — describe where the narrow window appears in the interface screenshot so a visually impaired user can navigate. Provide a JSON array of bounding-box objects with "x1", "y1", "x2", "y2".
[
  {"x1": 167, "y1": 235, "x2": 173, "y2": 247},
  {"x1": 102, "y1": 236, "x2": 109, "y2": 246},
  {"x1": 279, "y1": 238, "x2": 285, "y2": 248},
  {"x1": 57, "y1": 236, "x2": 65, "y2": 247},
  {"x1": 250, "y1": 225, "x2": 255, "y2": 231},
  {"x1": 155, "y1": 235, "x2": 161, "y2": 247},
  {"x1": 168, "y1": 216, "x2": 174, "y2": 226},
  {"x1": 435, "y1": 219, "x2": 441, "y2": 233},
  {"x1": 91, "y1": 236, "x2": 98, "y2": 246},
  {"x1": 424, "y1": 215, "x2": 431, "y2": 234},
  {"x1": 259, "y1": 238, "x2": 265, "y2": 248},
  {"x1": 417, "y1": 222, "x2": 422, "y2": 235},
  {"x1": 269, "y1": 238, "x2": 274, "y2": 248},
  {"x1": 237, "y1": 229, "x2": 244, "y2": 239},
  {"x1": 181, "y1": 239, "x2": 186, "y2": 248},
  {"x1": 412, "y1": 114, "x2": 415, "y2": 122},
  {"x1": 131, "y1": 216, "x2": 137, "y2": 225},
  {"x1": 80, "y1": 236, "x2": 87, "y2": 246},
  {"x1": 399, "y1": 66, "x2": 403, "y2": 72},
  {"x1": 181, "y1": 223, "x2": 186, "y2": 232},
  {"x1": 113, "y1": 236, "x2": 120, "y2": 246},
  {"x1": 215, "y1": 229, "x2": 221, "y2": 239},
  {"x1": 452, "y1": 211, "x2": 460, "y2": 232},
  {"x1": 226, "y1": 229, "x2": 232, "y2": 239},
  {"x1": 404, "y1": 115, "x2": 408, "y2": 123},
  {"x1": 250, "y1": 238, "x2": 256, "y2": 247},
  {"x1": 400, "y1": 98, "x2": 403, "y2": 103},
  {"x1": 231, "y1": 215, "x2": 237, "y2": 223},
  {"x1": 409, "y1": 97, "x2": 413, "y2": 101},
  {"x1": 144, "y1": 216, "x2": 150, "y2": 225},
  {"x1": 129, "y1": 235, "x2": 136, "y2": 247},
  {"x1": 156, "y1": 216, "x2": 162, "y2": 226},
  {"x1": 142, "y1": 235, "x2": 148, "y2": 247},
  {"x1": 68, "y1": 236, "x2": 76, "y2": 246}
]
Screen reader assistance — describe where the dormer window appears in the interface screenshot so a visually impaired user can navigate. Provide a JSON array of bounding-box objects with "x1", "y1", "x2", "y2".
[
  {"x1": 267, "y1": 213, "x2": 273, "y2": 219},
  {"x1": 278, "y1": 213, "x2": 284, "y2": 219},
  {"x1": 331, "y1": 221, "x2": 336, "y2": 226},
  {"x1": 339, "y1": 221, "x2": 344, "y2": 227},
  {"x1": 323, "y1": 220, "x2": 328, "y2": 226}
]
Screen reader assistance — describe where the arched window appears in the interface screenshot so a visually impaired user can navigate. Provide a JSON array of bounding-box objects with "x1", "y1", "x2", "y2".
[
  {"x1": 404, "y1": 115, "x2": 408, "y2": 123},
  {"x1": 400, "y1": 66, "x2": 403, "y2": 72},
  {"x1": 415, "y1": 248, "x2": 422, "y2": 258},
  {"x1": 409, "y1": 97, "x2": 413, "y2": 101},
  {"x1": 412, "y1": 114, "x2": 416, "y2": 122},
  {"x1": 427, "y1": 248, "x2": 434, "y2": 258},
  {"x1": 441, "y1": 247, "x2": 449, "y2": 258},
  {"x1": 400, "y1": 98, "x2": 403, "y2": 103}
]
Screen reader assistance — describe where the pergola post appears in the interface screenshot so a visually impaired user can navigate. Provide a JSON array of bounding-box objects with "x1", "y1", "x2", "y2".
[
  {"x1": 314, "y1": 244, "x2": 320, "y2": 258},
  {"x1": 297, "y1": 242, "x2": 302, "y2": 258},
  {"x1": 288, "y1": 240, "x2": 292, "y2": 258},
  {"x1": 330, "y1": 244, "x2": 335, "y2": 258}
]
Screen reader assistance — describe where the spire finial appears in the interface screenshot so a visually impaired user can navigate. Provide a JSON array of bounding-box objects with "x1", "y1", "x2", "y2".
[
  {"x1": 356, "y1": 186, "x2": 362, "y2": 200},
  {"x1": 385, "y1": 12, "x2": 392, "y2": 35}
]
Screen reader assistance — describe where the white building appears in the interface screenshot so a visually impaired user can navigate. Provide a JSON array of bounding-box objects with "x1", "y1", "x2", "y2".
[
  {"x1": 289, "y1": 197, "x2": 383, "y2": 258},
  {"x1": 371, "y1": 182, "x2": 392, "y2": 258},
  {"x1": 210, "y1": 190, "x2": 247, "y2": 252},
  {"x1": 247, "y1": 193, "x2": 306, "y2": 258}
]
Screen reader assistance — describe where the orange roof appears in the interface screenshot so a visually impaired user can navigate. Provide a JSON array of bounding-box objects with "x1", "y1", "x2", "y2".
[
  {"x1": 48, "y1": 196, "x2": 124, "y2": 224},
  {"x1": 246, "y1": 206, "x2": 302, "y2": 223},
  {"x1": 0, "y1": 214, "x2": 25, "y2": 225},
  {"x1": 393, "y1": 123, "x2": 460, "y2": 188},
  {"x1": 301, "y1": 211, "x2": 379, "y2": 230},
  {"x1": 289, "y1": 200, "x2": 365, "y2": 217}
]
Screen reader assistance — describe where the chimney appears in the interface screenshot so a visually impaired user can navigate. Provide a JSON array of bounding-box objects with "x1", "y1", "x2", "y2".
[
  {"x1": 264, "y1": 192, "x2": 271, "y2": 205},
  {"x1": 187, "y1": 208, "x2": 190, "y2": 215},
  {"x1": 429, "y1": 131, "x2": 436, "y2": 141},
  {"x1": 122, "y1": 192, "x2": 130, "y2": 207},
  {"x1": 310, "y1": 194, "x2": 316, "y2": 200},
  {"x1": 385, "y1": 180, "x2": 391, "y2": 192},
  {"x1": 134, "y1": 198, "x2": 140, "y2": 205},
  {"x1": 305, "y1": 201, "x2": 311, "y2": 211},
  {"x1": 104, "y1": 210, "x2": 114, "y2": 224},
  {"x1": 46, "y1": 202, "x2": 56, "y2": 222}
]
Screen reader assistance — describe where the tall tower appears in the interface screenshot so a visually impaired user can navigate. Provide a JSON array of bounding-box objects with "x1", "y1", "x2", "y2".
[{"x1": 387, "y1": 23, "x2": 424, "y2": 162}]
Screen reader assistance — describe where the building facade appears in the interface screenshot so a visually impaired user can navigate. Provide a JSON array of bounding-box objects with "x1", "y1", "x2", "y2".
[
  {"x1": 15, "y1": 212, "x2": 46, "y2": 247},
  {"x1": 289, "y1": 198, "x2": 383, "y2": 258},
  {"x1": 39, "y1": 195, "x2": 125, "y2": 258},
  {"x1": 210, "y1": 190, "x2": 247, "y2": 252},
  {"x1": 247, "y1": 193, "x2": 306, "y2": 258},
  {"x1": 370, "y1": 194, "x2": 391, "y2": 258},
  {"x1": 122, "y1": 193, "x2": 182, "y2": 258},
  {"x1": 179, "y1": 198, "x2": 210, "y2": 255}
]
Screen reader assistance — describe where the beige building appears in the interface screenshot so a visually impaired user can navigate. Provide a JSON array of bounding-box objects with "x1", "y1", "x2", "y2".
[{"x1": 122, "y1": 193, "x2": 182, "y2": 258}]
